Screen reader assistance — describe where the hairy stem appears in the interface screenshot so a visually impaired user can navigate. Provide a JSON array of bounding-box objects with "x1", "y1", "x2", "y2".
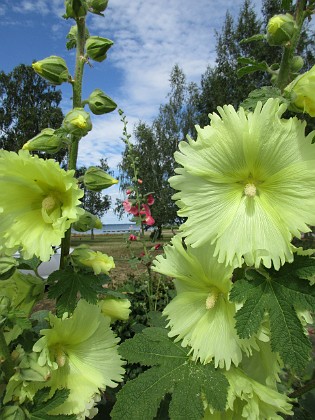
[
  {"x1": 60, "y1": 17, "x2": 86, "y2": 269},
  {"x1": 276, "y1": 0, "x2": 307, "y2": 90}
]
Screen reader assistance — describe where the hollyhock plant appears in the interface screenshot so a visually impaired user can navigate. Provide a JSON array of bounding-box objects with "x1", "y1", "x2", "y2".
[
  {"x1": 170, "y1": 99, "x2": 315, "y2": 269},
  {"x1": 0, "y1": 150, "x2": 84, "y2": 261},
  {"x1": 32, "y1": 300, "x2": 125, "y2": 417},
  {"x1": 152, "y1": 236, "x2": 259, "y2": 368}
]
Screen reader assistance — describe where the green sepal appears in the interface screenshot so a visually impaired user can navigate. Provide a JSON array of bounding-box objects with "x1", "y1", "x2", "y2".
[
  {"x1": 111, "y1": 327, "x2": 229, "y2": 420},
  {"x1": 239, "y1": 33, "x2": 266, "y2": 44},
  {"x1": 64, "y1": 0, "x2": 88, "y2": 19}
]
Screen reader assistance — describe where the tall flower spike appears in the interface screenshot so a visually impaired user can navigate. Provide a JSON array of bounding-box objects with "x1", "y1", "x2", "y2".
[
  {"x1": 152, "y1": 236, "x2": 259, "y2": 369},
  {"x1": 170, "y1": 98, "x2": 315, "y2": 269},
  {"x1": 33, "y1": 300, "x2": 125, "y2": 417},
  {"x1": 0, "y1": 150, "x2": 84, "y2": 261}
]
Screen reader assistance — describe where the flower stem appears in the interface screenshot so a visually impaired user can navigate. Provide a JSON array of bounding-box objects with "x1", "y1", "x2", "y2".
[
  {"x1": 276, "y1": 0, "x2": 307, "y2": 90},
  {"x1": 60, "y1": 17, "x2": 86, "y2": 269},
  {"x1": 0, "y1": 328, "x2": 14, "y2": 381},
  {"x1": 289, "y1": 377, "x2": 315, "y2": 398}
]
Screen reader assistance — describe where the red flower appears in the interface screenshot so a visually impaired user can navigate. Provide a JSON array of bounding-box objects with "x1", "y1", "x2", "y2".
[
  {"x1": 147, "y1": 194, "x2": 154, "y2": 206},
  {"x1": 129, "y1": 234, "x2": 137, "y2": 241},
  {"x1": 123, "y1": 199, "x2": 131, "y2": 212},
  {"x1": 126, "y1": 189, "x2": 132, "y2": 195},
  {"x1": 129, "y1": 205, "x2": 140, "y2": 216},
  {"x1": 154, "y1": 243, "x2": 161, "y2": 250},
  {"x1": 145, "y1": 215, "x2": 155, "y2": 226}
]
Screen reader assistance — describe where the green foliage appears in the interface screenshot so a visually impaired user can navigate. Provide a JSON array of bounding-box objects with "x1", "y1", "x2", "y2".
[
  {"x1": 111, "y1": 327, "x2": 229, "y2": 420},
  {"x1": 47, "y1": 268, "x2": 109, "y2": 315},
  {"x1": 237, "y1": 57, "x2": 269, "y2": 77},
  {"x1": 230, "y1": 255, "x2": 315, "y2": 371},
  {"x1": 240, "y1": 85, "x2": 288, "y2": 110},
  {"x1": 26, "y1": 388, "x2": 76, "y2": 419}
]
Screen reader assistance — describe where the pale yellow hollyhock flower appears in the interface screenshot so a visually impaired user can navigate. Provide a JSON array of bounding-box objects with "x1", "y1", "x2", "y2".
[
  {"x1": 70, "y1": 245, "x2": 115, "y2": 275},
  {"x1": 152, "y1": 236, "x2": 259, "y2": 369},
  {"x1": 33, "y1": 300, "x2": 125, "y2": 417},
  {"x1": 203, "y1": 366, "x2": 293, "y2": 419},
  {"x1": 171, "y1": 99, "x2": 315, "y2": 269},
  {"x1": 0, "y1": 150, "x2": 84, "y2": 261}
]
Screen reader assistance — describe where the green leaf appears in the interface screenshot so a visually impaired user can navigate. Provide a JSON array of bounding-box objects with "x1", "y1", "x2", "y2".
[
  {"x1": 240, "y1": 86, "x2": 288, "y2": 111},
  {"x1": 17, "y1": 256, "x2": 41, "y2": 271},
  {"x1": 281, "y1": 0, "x2": 293, "y2": 10},
  {"x1": 237, "y1": 57, "x2": 269, "y2": 78},
  {"x1": 111, "y1": 327, "x2": 228, "y2": 420},
  {"x1": 27, "y1": 388, "x2": 76, "y2": 419},
  {"x1": 47, "y1": 268, "x2": 107, "y2": 315},
  {"x1": 230, "y1": 255, "x2": 315, "y2": 371}
]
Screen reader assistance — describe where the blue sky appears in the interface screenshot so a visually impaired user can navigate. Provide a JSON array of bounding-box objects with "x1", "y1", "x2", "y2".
[{"x1": 0, "y1": 0, "x2": 261, "y2": 223}]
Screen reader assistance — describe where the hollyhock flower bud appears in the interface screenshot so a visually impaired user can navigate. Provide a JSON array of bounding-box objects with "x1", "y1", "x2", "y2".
[
  {"x1": 137, "y1": 179, "x2": 143, "y2": 184},
  {"x1": 70, "y1": 245, "x2": 115, "y2": 275},
  {"x1": 87, "y1": 89, "x2": 117, "y2": 115},
  {"x1": 86, "y1": 36, "x2": 113, "y2": 62},
  {"x1": 291, "y1": 55, "x2": 304, "y2": 72},
  {"x1": 126, "y1": 189, "x2": 132, "y2": 195},
  {"x1": 22, "y1": 128, "x2": 64, "y2": 154},
  {"x1": 285, "y1": 65, "x2": 315, "y2": 117},
  {"x1": 62, "y1": 108, "x2": 92, "y2": 137},
  {"x1": 87, "y1": 0, "x2": 109, "y2": 15},
  {"x1": 72, "y1": 210, "x2": 102, "y2": 232},
  {"x1": 83, "y1": 166, "x2": 118, "y2": 191},
  {"x1": 65, "y1": 0, "x2": 88, "y2": 19},
  {"x1": 32, "y1": 56, "x2": 70, "y2": 85},
  {"x1": 266, "y1": 13, "x2": 296, "y2": 46},
  {"x1": 99, "y1": 298, "x2": 131, "y2": 322},
  {"x1": 129, "y1": 234, "x2": 137, "y2": 241},
  {"x1": 147, "y1": 194, "x2": 155, "y2": 205}
]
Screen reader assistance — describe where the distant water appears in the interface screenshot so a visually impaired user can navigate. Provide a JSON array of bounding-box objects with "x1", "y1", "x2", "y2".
[{"x1": 72, "y1": 223, "x2": 141, "y2": 235}]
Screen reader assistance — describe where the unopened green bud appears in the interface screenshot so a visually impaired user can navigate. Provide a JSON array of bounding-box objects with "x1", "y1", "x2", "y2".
[
  {"x1": 266, "y1": 14, "x2": 296, "y2": 46},
  {"x1": 84, "y1": 166, "x2": 118, "y2": 191},
  {"x1": 22, "y1": 128, "x2": 63, "y2": 153},
  {"x1": 291, "y1": 55, "x2": 304, "y2": 72},
  {"x1": 73, "y1": 210, "x2": 103, "y2": 232},
  {"x1": 87, "y1": 0, "x2": 109, "y2": 14},
  {"x1": 0, "y1": 256, "x2": 18, "y2": 280},
  {"x1": 62, "y1": 108, "x2": 92, "y2": 137},
  {"x1": 87, "y1": 89, "x2": 117, "y2": 115},
  {"x1": 32, "y1": 56, "x2": 70, "y2": 85},
  {"x1": 86, "y1": 36, "x2": 113, "y2": 62},
  {"x1": 65, "y1": 0, "x2": 88, "y2": 19},
  {"x1": 285, "y1": 65, "x2": 315, "y2": 117}
]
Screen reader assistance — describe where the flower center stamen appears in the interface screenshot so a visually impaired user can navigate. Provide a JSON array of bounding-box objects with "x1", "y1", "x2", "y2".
[
  {"x1": 42, "y1": 195, "x2": 58, "y2": 211},
  {"x1": 244, "y1": 183, "x2": 257, "y2": 197},
  {"x1": 205, "y1": 290, "x2": 219, "y2": 309}
]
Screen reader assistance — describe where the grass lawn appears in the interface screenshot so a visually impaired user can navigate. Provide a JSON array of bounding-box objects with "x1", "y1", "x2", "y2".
[{"x1": 70, "y1": 230, "x2": 175, "y2": 284}]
